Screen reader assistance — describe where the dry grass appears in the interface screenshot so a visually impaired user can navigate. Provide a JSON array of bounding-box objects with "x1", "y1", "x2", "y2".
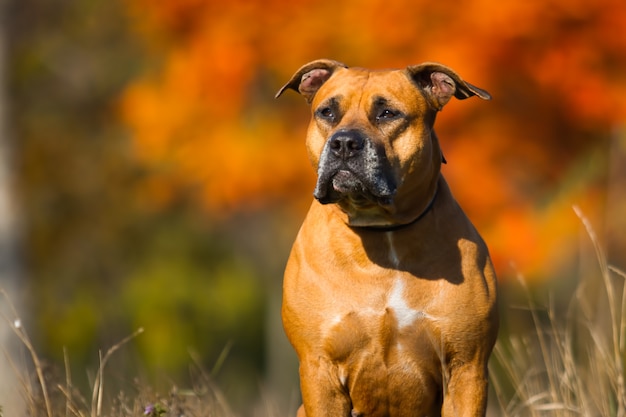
[
  {"x1": 0, "y1": 289, "x2": 236, "y2": 417},
  {"x1": 490, "y1": 206, "x2": 626, "y2": 416}
]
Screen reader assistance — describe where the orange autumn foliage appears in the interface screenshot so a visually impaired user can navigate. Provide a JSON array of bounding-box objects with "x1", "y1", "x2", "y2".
[{"x1": 120, "y1": 0, "x2": 626, "y2": 279}]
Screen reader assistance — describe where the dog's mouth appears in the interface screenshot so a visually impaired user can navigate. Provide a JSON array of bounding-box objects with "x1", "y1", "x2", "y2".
[
  {"x1": 314, "y1": 168, "x2": 396, "y2": 207},
  {"x1": 332, "y1": 170, "x2": 362, "y2": 194}
]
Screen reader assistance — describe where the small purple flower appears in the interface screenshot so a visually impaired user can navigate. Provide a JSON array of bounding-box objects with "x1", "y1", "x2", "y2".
[{"x1": 144, "y1": 403, "x2": 166, "y2": 416}]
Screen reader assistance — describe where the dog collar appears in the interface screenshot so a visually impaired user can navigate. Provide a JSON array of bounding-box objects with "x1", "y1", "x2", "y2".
[{"x1": 354, "y1": 187, "x2": 439, "y2": 232}]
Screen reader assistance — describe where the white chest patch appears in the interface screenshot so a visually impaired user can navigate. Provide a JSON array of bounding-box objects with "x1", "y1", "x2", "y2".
[{"x1": 387, "y1": 279, "x2": 425, "y2": 328}]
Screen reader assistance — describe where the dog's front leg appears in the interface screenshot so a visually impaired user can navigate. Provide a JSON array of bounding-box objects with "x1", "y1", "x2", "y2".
[
  {"x1": 442, "y1": 362, "x2": 489, "y2": 417},
  {"x1": 298, "y1": 357, "x2": 351, "y2": 417}
]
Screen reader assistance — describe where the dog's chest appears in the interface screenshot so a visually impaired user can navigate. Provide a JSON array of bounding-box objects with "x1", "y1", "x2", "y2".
[
  {"x1": 318, "y1": 231, "x2": 449, "y2": 379},
  {"x1": 323, "y1": 277, "x2": 437, "y2": 352},
  {"x1": 321, "y1": 272, "x2": 443, "y2": 409}
]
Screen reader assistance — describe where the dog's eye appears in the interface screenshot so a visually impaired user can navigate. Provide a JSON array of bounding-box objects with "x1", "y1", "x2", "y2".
[
  {"x1": 377, "y1": 109, "x2": 400, "y2": 121},
  {"x1": 317, "y1": 107, "x2": 335, "y2": 119}
]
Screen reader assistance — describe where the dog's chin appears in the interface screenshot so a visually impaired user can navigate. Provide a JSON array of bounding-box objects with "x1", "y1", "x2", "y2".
[
  {"x1": 331, "y1": 169, "x2": 363, "y2": 194},
  {"x1": 314, "y1": 170, "x2": 394, "y2": 207}
]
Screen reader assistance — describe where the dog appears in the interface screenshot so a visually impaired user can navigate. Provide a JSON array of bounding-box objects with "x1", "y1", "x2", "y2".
[{"x1": 276, "y1": 59, "x2": 499, "y2": 417}]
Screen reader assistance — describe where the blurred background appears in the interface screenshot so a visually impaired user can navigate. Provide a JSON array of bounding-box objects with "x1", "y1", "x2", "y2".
[{"x1": 0, "y1": 0, "x2": 625, "y2": 415}]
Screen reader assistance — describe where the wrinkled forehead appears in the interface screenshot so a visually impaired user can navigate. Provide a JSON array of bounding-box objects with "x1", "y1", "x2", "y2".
[{"x1": 311, "y1": 67, "x2": 421, "y2": 109}]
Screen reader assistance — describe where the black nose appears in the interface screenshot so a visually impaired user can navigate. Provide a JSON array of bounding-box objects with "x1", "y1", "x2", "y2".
[{"x1": 328, "y1": 130, "x2": 365, "y2": 160}]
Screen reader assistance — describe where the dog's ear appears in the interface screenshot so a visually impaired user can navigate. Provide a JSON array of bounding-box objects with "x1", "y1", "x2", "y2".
[
  {"x1": 406, "y1": 63, "x2": 491, "y2": 111},
  {"x1": 275, "y1": 59, "x2": 348, "y2": 103}
]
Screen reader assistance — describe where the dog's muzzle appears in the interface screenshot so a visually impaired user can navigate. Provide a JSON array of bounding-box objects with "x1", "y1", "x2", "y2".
[{"x1": 313, "y1": 129, "x2": 396, "y2": 206}]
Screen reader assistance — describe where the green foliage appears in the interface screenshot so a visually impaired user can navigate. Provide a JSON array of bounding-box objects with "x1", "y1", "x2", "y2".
[
  {"x1": 121, "y1": 224, "x2": 265, "y2": 376},
  {"x1": 7, "y1": 0, "x2": 269, "y2": 405}
]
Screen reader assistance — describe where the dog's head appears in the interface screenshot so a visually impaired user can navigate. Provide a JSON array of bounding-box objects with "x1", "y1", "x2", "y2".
[{"x1": 277, "y1": 59, "x2": 490, "y2": 227}]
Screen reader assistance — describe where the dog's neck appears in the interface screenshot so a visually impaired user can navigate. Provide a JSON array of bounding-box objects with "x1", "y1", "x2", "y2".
[
  {"x1": 352, "y1": 185, "x2": 439, "y2": 232},
  {"x1": 323, "y1": 176, "x2": 441, "y2": 231}
]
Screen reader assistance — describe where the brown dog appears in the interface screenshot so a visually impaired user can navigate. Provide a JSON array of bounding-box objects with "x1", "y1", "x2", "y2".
[{"x1": 276, "y1": 60, "x2": 499, "y2": 417}]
